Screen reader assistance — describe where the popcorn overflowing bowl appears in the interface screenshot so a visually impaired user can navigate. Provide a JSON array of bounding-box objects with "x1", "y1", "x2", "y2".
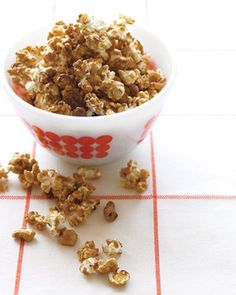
[{"x1": 1, "y1": 15, "x2": 175, "y2": 165}]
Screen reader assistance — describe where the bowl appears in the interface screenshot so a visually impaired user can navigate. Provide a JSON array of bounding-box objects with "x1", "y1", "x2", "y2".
[{"x1": 1, "y1": 25, "x2": 175, "y2": 165}]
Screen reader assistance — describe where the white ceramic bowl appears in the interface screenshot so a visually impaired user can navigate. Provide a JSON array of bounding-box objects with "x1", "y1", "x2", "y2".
[{"x1": 1, "y1": 25, "x2": 175, "y2": 165}]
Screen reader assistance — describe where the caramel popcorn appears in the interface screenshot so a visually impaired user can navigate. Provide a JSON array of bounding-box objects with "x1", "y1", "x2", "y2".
[
  {"x1": 8, "y1": 14, "x2": 166, "y2": 117},
  {"x1": 8, "y1": 153, "x2": 40, "y2": 189},
  {"x1": 46, "y1": 209, "x2": 65, "y2": 236},
  {"x1": 79, "y1": 257, "x2": 98, "y2": 275},
  {"x1": 0, "y1": 164, "x2": 8, "y2": 192},
  {"x1": 76, "y1": 166, "x2": 101, "y2": 180},
  {"x1": 12, "y1": 228, "x2": 36, "y2": 242},
  {"x1": 103, "y1": 201, "x2": 118, "y2": 222},
  {"x1": 97, "y1": 258, "x2": 118, "y2": 274},
  {"x1": 108, "y1": 270, "x2": 130, "y2": 287},
  {"x1": 57, "y1": 228, "x2": 78, "y2": 246},
  {"x1": 37, "y1": 169, "x2": 77, "y2": 200},
  {"x1": 102, "y1": 239, "x2": 122, "y2": 256},
  {"x1": 25, "y1": 211, "x2": 47, "y2": 230},
  {"x1": 77, "y1": 240, "x2": 99, "y2": 262},
  {"x1": 120, "y1": 160, "x2": 149, "y2": 193}
]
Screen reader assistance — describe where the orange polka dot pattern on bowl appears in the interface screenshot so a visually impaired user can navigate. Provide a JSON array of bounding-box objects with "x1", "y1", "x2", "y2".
[{"x1": 30, "y1": 125, "x2": 113, "y2": 159}]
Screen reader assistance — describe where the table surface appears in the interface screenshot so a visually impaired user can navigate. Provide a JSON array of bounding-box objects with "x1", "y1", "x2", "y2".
[{"x1": 1, "y1": 1, "x2": 236, "y2": 295}]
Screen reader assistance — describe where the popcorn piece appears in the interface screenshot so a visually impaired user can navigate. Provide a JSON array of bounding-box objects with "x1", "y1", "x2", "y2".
[
  {"x1": 8, "y1": 153, "x2": 40, "y2": 189},
  {"x1": 97, "y1": 258, "x2": 118, "y2": 274},
  {"x1": 12, "y1": 228, "x2": 36, "y2": 242},
  {"x1": 76, "y1": 166, "x2": 101, "y2": 181},
  {"x1": 0, "y1": 164, "x2": 8, "y2": 192},
  {"x1": 103, "y1": 201, "x2": 118, "y2": 222},
  {"x1": 57, "y1": 228, "x2": 78, "y2": 246},
  {"x1": 25, "y1": 211, "x2": 47, "y2": 230},
  {"x1": 77, "y1": 241, "x2": 99, "y2": 262},
  {"x1": 120, "y1": 160, "x2": 149, "y2": 193},
  {"x1": 37, "y1": 169, "x2": 76, "y2": 200},
  {"x1": 18, "y1": 163, "x2": 40, "y2": 189},
  {"x1": 8, "y1": 153, "x2": 36, "y2": 174},
  {"x1": 102, "y1": 239, "x2": 122, "y2": 256},
  {"x1": 79, "y1": 257, "x2": 98, "y2": 275},
  {"x1": 108, "y1": 270, "x2": 130, "y2": 287},
  {"x1": 46, "y1": 209, "x2": 65, "y2": 236},
  {"x1": 118, "y1": 69, "x2": 140, "y2": 86}
]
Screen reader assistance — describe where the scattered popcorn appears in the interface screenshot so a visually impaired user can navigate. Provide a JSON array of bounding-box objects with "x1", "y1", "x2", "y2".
[
  {"x1": 57, "y1": 228, "x2": 78, "y2": 246},
  {"x1": 102, "y1": 239, "x2": 122, "y2": 256},
  {"x1": 12, "y1": 228, "x2": 36, "y2": 242},
  {"x1": 108, "y1": 270, "x2": 130, "y2": 287},
  {"x1": 103, "y1": 201, "x2": 118, "y2": 222},
  {"x1": 79, "y1": 257, "x2": 98, "y2": 275},
  {"x1": 7, "y1": 151, "x2": 133, "y2": 288},
  {"x1": 77, "y1": 241, "x2": 99, "y2": 262},
  {"x1": 120, "y1": 160, "x2": 149, "y2": 193},
  {"x1": 97, "y1": 258, "x2": 118, "y2": 274},
  {"x1": 0, "y1": 164, "x2": 8, "y2": 192},
  {"x1": 25, "y1": 211, "x2": 47, "y2": 231},
  {"x1": 8, "y1": 14, "x2": 166, "y2": 117}
]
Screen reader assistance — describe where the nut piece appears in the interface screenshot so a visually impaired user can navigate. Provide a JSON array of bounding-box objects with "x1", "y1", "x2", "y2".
[
  {"x1": 120, "y1": 160, "x2": 149, "y2": 193},
  {"x1": 108, "y1": 270, "x2": 130, "y2": 287},
  {"x1": 25, "y1": 211, "x2": 47, "y2": 230},
  {"x1": 102, "y1": 239, "x2": 122, "y2": 256},
  {"x1": 79, "y1": 257, "x2": 98, "y2": 275},
  {"x1": 97, "y1": 258, "x2": 118, "y2": 274},
  {"x1": 12, "y1": 228, "x2": 36, "y2": 242},
  {"x1": 57, "y1": 228, "x2": 78, "y2": 246},
  {"x1": 0, "y1": 164, "x2": 8, "y2": 192},
  {"x1": 77, "y1": 241, "x2": 99, "y2": 262},
  {"x1": 103, "y1": 201, "x2": 118, "y2": 222}
]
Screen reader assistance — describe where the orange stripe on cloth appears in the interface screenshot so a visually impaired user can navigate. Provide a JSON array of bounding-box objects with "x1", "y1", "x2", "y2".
[
  {"x1": 158, "y1": 195, "x2": 236, "y2": 200},
  {"x1": 150, "y1": 132, "x2": 161, "y2": 295},
  {"x1": 14, "y1": 142, "x2": 36, "y2": 295}
]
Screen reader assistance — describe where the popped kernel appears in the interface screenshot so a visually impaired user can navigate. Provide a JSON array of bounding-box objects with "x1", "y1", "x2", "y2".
[
  {"x1": 0, "y1": 164, "x2": 8, "y2": 192},
  {"x1": 77, "y1": 241, "x2": 99, "y2": 262},
  {"x1": 8, "y1": 14, "x2": 166, "y2": 117},
  {"x1": 102, "y1": 239, "x2": 122, "y2": 256},
  {"x1": 103, "y1": 201, "x2": 118, "y2": 222},
  {"x1": 120, "y1": 160, "x2": 149, "y2": 193},
  {"x1": 76, "y1": 166, "x2": 101, "y2": 180},
  {"x1": 108, "y1": 270, "x2": 130, "y2": 287},
  {"x1": 37, "y1": 169, "x2": 77, "y2": 200},
  {"x1": 79, "y1": 257, "x2": 98, "y2": 275},
  {"x1": 46, "y1": 209, "x2": 65, "y2": 236},
  {"x1": 8, "y1": 153, "x2": 40, "y2": 189},
  {"x1": 57, "y1": 228, "x2": 78, "y2": 246},
  {"x1": 12, "y1": 228, "x2": 36, "y2": 242},
  {"x1": 97, "y1": 258, "x2": 118, "y2": 274},
  {"x1": 25, "y1": 211, "x2": 47, "y2": 231}
]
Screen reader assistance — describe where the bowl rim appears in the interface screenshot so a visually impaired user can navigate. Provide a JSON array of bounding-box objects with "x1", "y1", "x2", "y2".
[{"x1": 1, "y1": 24, "x2": 176, "y2": 122}]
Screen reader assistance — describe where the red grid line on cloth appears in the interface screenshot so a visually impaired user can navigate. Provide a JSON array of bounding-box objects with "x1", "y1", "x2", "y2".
[
  {"x1": 3, "y1": 194, "x2": 236, "y2": 201},
  {"x1": 158, "y1": 195, "x2": 236, "y2": 200},
  {"x1": 150, "y1": 132, "x2": 161, "y2": 295},
  {"x1": 13, "y1": 142, "x2": 36, "y2": 295},
  {"x1": 0, "y1": 194, "x2": 154, "y2": 201}
]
